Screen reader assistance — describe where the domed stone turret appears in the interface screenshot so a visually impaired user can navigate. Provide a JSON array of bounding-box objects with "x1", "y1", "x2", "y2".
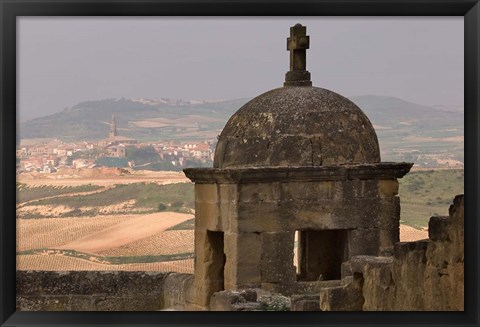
[
  {"x1": 214, "y1": 24, "x2": 380, "y2": 169},
  {"x1": 184, "y1": 24, "x2": 412, "y2": 310}
]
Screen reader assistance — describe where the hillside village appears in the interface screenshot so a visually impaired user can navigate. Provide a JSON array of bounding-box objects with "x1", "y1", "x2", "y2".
[{"x1": 17, "y1": 114, "x2": 215, "y2": 173}]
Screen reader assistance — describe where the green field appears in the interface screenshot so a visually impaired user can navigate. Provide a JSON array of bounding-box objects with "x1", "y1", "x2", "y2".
[
  {"x1": 16, "y1": 183, "x2": 103, "y2": 204},
  {"x1": 21, "y1": 182, "x2": 194, "y2": 217},
  {"x1": 398, "y1": 169, "x2": 464, "y2": 228}
]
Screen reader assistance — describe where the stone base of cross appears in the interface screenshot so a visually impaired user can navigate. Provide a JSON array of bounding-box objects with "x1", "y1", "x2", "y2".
[{"x1": 284, "y1": 23, "x2": 312, "y2": 87}]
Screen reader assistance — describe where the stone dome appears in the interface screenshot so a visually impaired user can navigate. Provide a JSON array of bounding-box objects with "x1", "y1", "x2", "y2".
[
  {"x1": 214, "y1": 86, "x2": 380, "y2": 168},
  {"x1": 213, "y1": 24, "x2": 380, "y2": 169}
]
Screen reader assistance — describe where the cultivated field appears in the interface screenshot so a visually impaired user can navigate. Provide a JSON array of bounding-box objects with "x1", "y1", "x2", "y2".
[
  {"x1": 17, "y1": 170, "x2": 195, "y2": 273},
  {"x1": 97, "y1": 230, "x2": 194, "y2": 256},
  {"x1": 17, "y1": 169, "x2": 189, "y2": 187},
  {"x1": 17, "y1": 212, "x2": 195, "y2": 273},
  {"x1": 17, "y1": 255, "x2": 194, "y2": 273}
]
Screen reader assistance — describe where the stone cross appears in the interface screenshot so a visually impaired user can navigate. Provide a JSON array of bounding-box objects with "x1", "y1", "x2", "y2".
[{"x1": 284, "y1": 24, "x2": 312, "y2": 86}]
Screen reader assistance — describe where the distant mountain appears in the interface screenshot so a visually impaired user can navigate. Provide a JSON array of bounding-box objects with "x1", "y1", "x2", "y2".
[
  {"x1": 430, "y1": 104, "x2": 464, "y2": 112},
  {"x1": 350, "y1": 95, "x2": 463, "y2": 130},
  {"x1": 19, "y1": 94, "x2": 464, "y2": 165},
  {"x1": 20, "y1": 95, "x2": 462, "y2": 140},
  {"x1": 20, "y1": 97, "x2": 248, "y2": 141},
  {"x1": 349, "y1": 95, "x2": 463, "y2": 165}
]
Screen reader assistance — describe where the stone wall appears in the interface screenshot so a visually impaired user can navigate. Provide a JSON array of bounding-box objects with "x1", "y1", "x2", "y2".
[
  {"x1": 16, "y1": 271, "x2": 193, "y2": 311},
  {"x1": 345, "y1": 194, "x2": 464, "y2": 311}
]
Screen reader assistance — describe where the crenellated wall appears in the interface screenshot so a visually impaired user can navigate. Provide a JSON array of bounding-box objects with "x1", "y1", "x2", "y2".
[{"x1": 330, "y1": 194, "x2": 464, "y2": 311}]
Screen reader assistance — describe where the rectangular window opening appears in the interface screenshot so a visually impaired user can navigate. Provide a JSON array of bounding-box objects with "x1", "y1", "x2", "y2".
[
  {"x1": 295, "y1": 229, "x2": 348, "y2": 281},
  {"x1": 206, "y1": 230, "x2": 225, "y2": 292}
]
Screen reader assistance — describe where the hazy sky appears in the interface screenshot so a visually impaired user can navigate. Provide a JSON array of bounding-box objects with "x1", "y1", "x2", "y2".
[{"x1": 18, "y1": 17, "x2": 463, "y2": 119}]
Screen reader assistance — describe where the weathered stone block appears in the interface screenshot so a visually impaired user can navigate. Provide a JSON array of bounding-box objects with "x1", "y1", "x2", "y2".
[
  {"x1": 238, "y1": 182, "x2": 281, "y2": 202},
  {"x1": 195, "y1": 183, "x2": 217, "y2": 203},
  {"x1": 195, "y1": 184, "x2": 235, "y2": 232},
  {"x1": 349, "y1": 255, "x2": 393, "y2": 274},
  {"x1": 348, "y1": 229, "x2": 380, "y2": 256},
  {"x1": 292, "y1": 198, "x2": 382, "y2": 229},
  {"x1": 390, "y1": 243, "x2": 429, "y2": 310},
  {"x1": 329, "y1": 198, "x2": 382, "y2": 229},
  {"x1": 379, "y1": 179, "x2": 399, "y2": 197},
  {"x1": 259, "y1": 283, "x2": 294, "y2": 296},
  {"x1": 291, "y1": 294, "x2": 320, "y2": 311},
  {"x1": 93, "y1": 296, "x2": 125, "y2": 311},
  {"x1": 319, "y1": 281, "x2": 364, "y2": 311},
  {"x1": 192, "y1": 281, "x2": 224, "y2": 308},
  {"x1": 235, "y1": 202, "x2": 283, "y2": 232},
  {"x1": 193, "y1": 231, "x2": 217, "y2": 265},
  {"x1": 16, "y1": 271, "x2": 115, "y2": 296},
  {"x1": 231, "y1": 302, "x2": 264, "y2": 311},
  {"x1": 16, "y1": 296, "x2": 40, "y2": 311},
  {"x1": 279, "y1": 200, "x2": 335, "y2": 229},
  {"x1": 164, "y1": 273, "x2": 194, "y2": 309},
  {"x1": 294, "y1": 280, "x2": 342, "y2": 294},
  {"x1": 334, "y1": 180, "x2": 379, "y2": 199},
  {"x1": 360, "y1": 258, "x2": 396, "y2": 311},
  {"x1": 218, "y1": 184, "x2": 237, "y2": 222},
  {"x1": 224, "y1": 232, "x2": 262, "y2": 288},
  {"x1": 280, "y1": 181, "x2": 334, "y2": 201},
  {"x1": 192, "y1": 230, "x2": 225, "y2": 307},
  {"x1": 449, "y1": 194, "x2": 464, "y2": 226},
  {"x1": 209, "y1": 289, "x2": 258, "y2": 311},
  {"x1": 376, "y1": 197, "x2": 400, "y2": 229},
  {"x1": 353, "y1": 179, "x2": 380, "y2": 198},
  {"x1": 237, "y1": 195, "x2": 387, "y2": 232},
  {"x1": 123, "y1": 297, "x2": 163, "y2": 311},
  {"x1": 69, "y1": 295, "x2": 94, "y2": 311},
  {"x1": 45, "y1": 296, "x2": 71, "y2": 311},
  {"x1": 184, "y1": 303, "x2": 208, "y2": 311},
  {"x1": 379, "y1": 228, "x2": 400, "y2": 253},
  {"x1": 394, "y1": 240, "x2": 429, "y2": 261},
  {"x1": 260, "y1": 232, "x2": 295, "y2": 284},
  {"x1": 278, "y1": 181, "x2": 336, "y2": 201},
  {"x1": 16, "y1": 295, "x2": 70, "y2": 311},
  {"x1": 195, "y1": 202, "x2": 220, "y2": 231},
  {"x1": 428, "y1": 216, "x2": 449, "y2": 241},
  {"x1": 115, "y1": 271, "x2": 167, "y2": 297},
  {"x1": 241, "y1": 289, "x2": 258, "y2": 302},
  {"x1": 256, "y1": 292, "x2": 291, "y2": 310},
  {"x1": 341, "y1": 261, "x2": 352, "y2": 279},
  {"x1": 195, "y1": 185, "x2": 215, "y2": 229}
]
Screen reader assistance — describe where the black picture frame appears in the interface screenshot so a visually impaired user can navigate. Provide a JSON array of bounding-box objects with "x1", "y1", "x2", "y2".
[{"x1": 1, "y1": 1, "x2": 478, "y2": 326}]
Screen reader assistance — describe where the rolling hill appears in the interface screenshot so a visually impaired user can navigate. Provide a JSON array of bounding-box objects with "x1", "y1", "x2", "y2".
[
  {"x1": 19, "y1": 97, "x2": 247, "y2": 141},
  {"x1": 19, "y1": 94, "x2": 464, "y2": 165}
]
